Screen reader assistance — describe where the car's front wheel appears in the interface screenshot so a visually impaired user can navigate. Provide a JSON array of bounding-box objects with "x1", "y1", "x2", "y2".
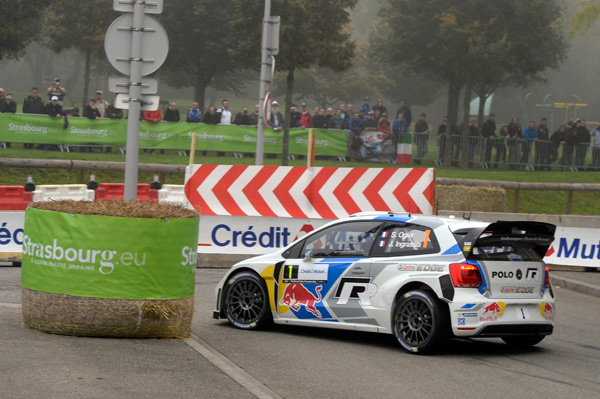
[
  {"x1": 501, "y1": 336, "x2": 545, "y2": 347},
  {"x1": 224, "y1": 272, "x2": 271, "y2": 330},
  {"x1": 392, "y1": 290, "x2": 448, "y2": 354}
]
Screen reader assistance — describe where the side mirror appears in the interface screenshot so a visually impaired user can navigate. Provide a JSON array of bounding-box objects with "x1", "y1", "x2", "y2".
[{"x1": 303, "y1": 250, "x2": 313, "y2": 262}]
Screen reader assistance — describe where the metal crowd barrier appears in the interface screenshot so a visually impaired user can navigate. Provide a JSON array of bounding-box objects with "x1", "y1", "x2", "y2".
[
  {"x1": 2, "y1": 129, "x2": 597, "y2": 171},
  {"x1": 431, "y1": 136, "x2": 593, "y2": 171}
]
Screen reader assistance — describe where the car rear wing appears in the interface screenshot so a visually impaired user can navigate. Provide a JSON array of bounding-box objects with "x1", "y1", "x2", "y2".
[{"x1": 453, "y1": 221, "x2": 556, "y2": 259}]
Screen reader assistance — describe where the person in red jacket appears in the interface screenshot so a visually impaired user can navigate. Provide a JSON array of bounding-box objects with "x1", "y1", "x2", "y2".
[
  {"x1": 143, "y1": 108, "x2": 162, "y2": 153},
  {"x1": 299, "y1": 102, "x2": 312, "y2": 128},
  {"x1": 144, "y1": 108, "x2": 162, "y2": 123}
]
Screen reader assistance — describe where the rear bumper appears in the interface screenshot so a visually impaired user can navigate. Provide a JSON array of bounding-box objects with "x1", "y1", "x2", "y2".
[
  {"x1": 450, "y1": 294, "x2": 555, "y2": 337},
  {"x1": 475, "y1": 323, "x2": 553, "y2": 337}
]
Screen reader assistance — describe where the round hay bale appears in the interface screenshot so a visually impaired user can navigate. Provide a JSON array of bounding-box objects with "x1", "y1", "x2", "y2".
[
  {"x1": 21, "y1": 200, "x2": 199, "y2": 338},
  {"x1": 22, "y1": 289, "x2": 194, "y2": 338},
  {"x1": 436, "y1": 185, "x2": 506, "y2": 212}
]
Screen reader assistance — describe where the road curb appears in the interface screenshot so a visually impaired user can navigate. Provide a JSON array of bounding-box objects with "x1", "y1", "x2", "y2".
[{"x1": 551, "y1": 276, "x2": 600, "y2": 299}]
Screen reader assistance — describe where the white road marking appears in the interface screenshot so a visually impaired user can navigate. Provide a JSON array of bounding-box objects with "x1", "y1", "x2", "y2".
[
  {"x1": 0, "y1": 303, "x2": 21, "y2": 308},
  {"x1": 184, "y1": 334, "x2": 282, "y2": 399}
]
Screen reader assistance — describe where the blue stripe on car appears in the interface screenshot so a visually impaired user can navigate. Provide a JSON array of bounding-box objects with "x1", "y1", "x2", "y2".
[
  {"x1": 442, "y1": 244, "x2": 462, "y2": 255},
  {"x1": 374, "y1": 215, "x2": 413, "y2": 223},
  {"x1": 465, "y1": 259, "x2": 488, "y2": 295}
]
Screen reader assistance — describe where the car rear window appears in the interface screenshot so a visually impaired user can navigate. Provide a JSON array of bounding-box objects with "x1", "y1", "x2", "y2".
[{"x1": 470, "y1": 245, "x2": 542, "y2": 262}]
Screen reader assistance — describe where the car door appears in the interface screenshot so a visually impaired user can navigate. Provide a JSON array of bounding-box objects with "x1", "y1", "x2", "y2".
[{"x1": 276, "y1": 220, "x2": 382, "y2": 322}]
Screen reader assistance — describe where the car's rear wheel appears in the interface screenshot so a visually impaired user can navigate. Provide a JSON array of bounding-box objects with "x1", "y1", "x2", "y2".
[
  {"x1": 393, "y1": 290, "x2": 447, "y2": 354},
  {"x1": 224, "y1": 272, "x2": 271, "y2": 330},
  {"x1": 501, "y1": 336, "x2": 545, "y2": 347}
]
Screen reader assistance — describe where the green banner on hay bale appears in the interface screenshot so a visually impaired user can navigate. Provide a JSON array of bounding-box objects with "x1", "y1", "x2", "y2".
[{"x1": 21, "y1": 208, "x2": 198, "y2": 300}]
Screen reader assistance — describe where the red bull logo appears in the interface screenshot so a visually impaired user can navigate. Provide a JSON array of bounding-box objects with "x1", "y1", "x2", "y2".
[
  {"x1": 481, "y1": 302, "x2": 505, "y2": 322},
  {"x1": 279, "y1": 284, "x2": 323, "y2": 317},
  {"x1": 483, "y1": 303, "x2": 501, "y2": 315},
  {"x1": 540, "y1": 302, "x2": 554, "y2": 320}
]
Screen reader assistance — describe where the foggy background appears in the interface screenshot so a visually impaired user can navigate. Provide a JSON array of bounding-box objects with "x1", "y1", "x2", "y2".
[{"x1": 0, "y1": 0, "x2": 597, "y2": 132}]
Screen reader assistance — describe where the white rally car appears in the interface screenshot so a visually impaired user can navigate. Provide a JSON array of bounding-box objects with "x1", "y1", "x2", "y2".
[{"x1": 213, "y1": 213, "x2": 556, "y2": 354}]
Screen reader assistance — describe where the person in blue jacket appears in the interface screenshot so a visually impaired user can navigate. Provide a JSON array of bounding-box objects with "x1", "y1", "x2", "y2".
[
  {"x1": 392, "y1": 112, "x2": 408, "y2": 139},
  {"x1": 348, "y1": 112, "x2": 364, "y2": 131},
  {"x1": 521, "y1": 121, "x2": 538, "y2": 169}
]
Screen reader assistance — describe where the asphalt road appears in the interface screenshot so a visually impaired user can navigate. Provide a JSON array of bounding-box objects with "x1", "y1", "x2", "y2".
[{"x1": 1, "y1": 267, "x2": 599, "y2": 399}]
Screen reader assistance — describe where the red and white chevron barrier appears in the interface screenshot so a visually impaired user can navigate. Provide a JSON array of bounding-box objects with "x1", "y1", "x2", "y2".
[{"x1": 184, "y1": 165, "x2": 435, "y2": 218}]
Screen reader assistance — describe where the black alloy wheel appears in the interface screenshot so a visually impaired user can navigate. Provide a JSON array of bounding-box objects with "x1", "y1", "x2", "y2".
[
  {"x1": 393, "y1": 290, "x2": 447, "y2": 354},
  {"x1": 224, "y1": 272, "x2": 271, "y2": 330}
]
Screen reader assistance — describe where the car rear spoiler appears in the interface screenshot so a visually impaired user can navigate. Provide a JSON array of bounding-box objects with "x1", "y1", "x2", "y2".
[{"x1": 454, "y1": 221, "x2": 556, "y2": 258}]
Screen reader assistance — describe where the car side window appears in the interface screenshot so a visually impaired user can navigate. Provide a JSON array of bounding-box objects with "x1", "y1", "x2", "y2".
[
  {"x1": 371, "y1": 222, "x2": 440, "y2": 257},
  {"x1": 290, "y1": 221, "x2": 382, "y2": 258}
]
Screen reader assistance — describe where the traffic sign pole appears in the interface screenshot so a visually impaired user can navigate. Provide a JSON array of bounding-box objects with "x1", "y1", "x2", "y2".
[
  {"x1": 123, "y1": 2, "x2": 145, "y2": 201},
  {"x1": 255, "y1": 0, "x2": 272, "y2": 166},
  {"x1": 106, "y1": 1, "x2": 168, "y2": 201}
]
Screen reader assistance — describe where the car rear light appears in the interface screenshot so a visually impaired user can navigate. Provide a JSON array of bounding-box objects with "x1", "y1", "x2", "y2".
[
  {"x1": 544, "y1": 265, "x2": 555, "y2": 297},
  {"x1": 450, "y1": 263, "x2": 482, "y2": 288}
]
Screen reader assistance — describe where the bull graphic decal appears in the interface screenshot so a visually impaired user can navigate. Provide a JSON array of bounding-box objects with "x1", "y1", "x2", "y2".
[
  {"x1": 482, "y1": 302, "x2": 505, "y2": 316},
  {"x1": 280, "y1": 284, "x2": 323, "y2": 317},
  {"x1": 540, "y1": 302, "x2": 553, "y2": 316}
]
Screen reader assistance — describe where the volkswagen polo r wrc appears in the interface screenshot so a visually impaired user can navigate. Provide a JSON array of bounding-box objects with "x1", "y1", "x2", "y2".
[{"x1": 213, "y1": 212, "x2": 556, "y2": 354}]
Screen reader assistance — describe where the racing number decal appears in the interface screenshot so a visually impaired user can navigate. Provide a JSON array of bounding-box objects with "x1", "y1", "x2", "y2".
[
  {"x1": 286, "y1": 265, "x2": 298, "y2": 280},
  {"x1": 516, "y1": 306, "x2": 531, "y2": 320},
  {"x1": 423, "y1": 229, "x2": 431, "y2": 248}
]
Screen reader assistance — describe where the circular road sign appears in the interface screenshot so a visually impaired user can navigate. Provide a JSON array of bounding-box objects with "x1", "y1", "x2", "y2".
[
  {"x1": 264, "y1": 92, "x2": 272, "y2": 127},
  {"x1": 105, "y1": 14, "x2": 169, "y2": 76}
]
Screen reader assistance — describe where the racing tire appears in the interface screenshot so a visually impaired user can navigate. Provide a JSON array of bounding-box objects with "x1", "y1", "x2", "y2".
[
  {"x1": 223, "y1": 272, "x2": 272, "y2": 330},
  {"x1": 501, "y1": 336, "x2": 545, "y2": 347},
  {"x1": 392, "y1": 290, "x2": 448, "y2": 354}
]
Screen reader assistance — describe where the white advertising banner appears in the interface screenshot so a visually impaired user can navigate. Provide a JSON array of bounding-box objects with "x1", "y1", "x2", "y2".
[
  {"x1": 2, "y1": 210, "x2": 598, "y2": 267},
  {"x1": 198, "y1": 215, "x2": 332, "y2": 255},
  {"x1": 0, "y1": 211, "x2": 25, "y2": 254},
  {"x1": 544, "y1": 226, "x2": 600, "y2": 268}
]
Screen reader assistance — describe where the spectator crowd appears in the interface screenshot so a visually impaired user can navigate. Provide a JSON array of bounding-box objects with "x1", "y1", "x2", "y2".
[
  {"x1": 435, "y1": 114, "x2": 599, "y2": 171},
  {"x1": 1, "y1": 81, "x2": 599, "y2": 170}
]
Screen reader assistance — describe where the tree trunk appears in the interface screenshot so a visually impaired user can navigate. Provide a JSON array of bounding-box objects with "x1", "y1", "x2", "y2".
[
  {"x1": 208, "y1": 88, "x2": 218, "y2": 110},
  {"x1": 46, "y1": 50, "x2": 55, "y2": 86},
  {"x1": 460, "y1": 71, "x2": 473, "y2": 170},
  {"x1": 193, "y1": 75, "x2": 211, "y2": 112},
  {"x1": 443, "y1": 78, "x2": 462, "y2": 166},
  {"x1": 477, "y1": 93, "x2": 487, "y2": 125},
  {"x1": 281, "y1": 68, "x2": 294, "y2": 166},
  {"x1": 81, "y1": 50, "x2": 92, "y2": 109},
  {"x1": 24, "y1": 43, "x2": 48, "y2": 88},
  {"x1": 66, "y1": 53, "x2": 81, "y2": 106}
]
